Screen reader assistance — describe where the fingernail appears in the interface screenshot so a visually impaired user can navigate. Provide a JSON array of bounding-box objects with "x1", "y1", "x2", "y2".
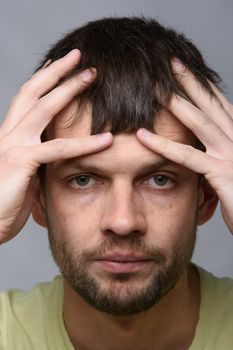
[
  {"x1": 42, "y1": 59, "x2": 52, "y2": 68},
  {"x1": 97, "y1": 132, "x2": 112, "y2": 141},
  {"x1": 139, "y1": 128, "x2": 153, "y2": 138},
  {"x1": 66, "y1": 49, "x2": 81, "y2": 58},
  {"x1": 79, "y1": 69, "x2": 96, "y2": 81},
  {"x1": 172, "y1": 58, "x2": 184, "y2": 71}
]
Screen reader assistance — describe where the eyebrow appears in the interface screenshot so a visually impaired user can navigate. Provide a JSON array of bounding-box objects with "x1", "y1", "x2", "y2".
[{"x1": 54, "y1": 157, "x2": 179, "y2": 176}]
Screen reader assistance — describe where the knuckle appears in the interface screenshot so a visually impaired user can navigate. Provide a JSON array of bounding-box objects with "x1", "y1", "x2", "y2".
[
  {"x1": 77, "y1": 76, "x2": 90, "y2": 88},
  {"x1": 47, "y1": 60, "x2": 64, "y2": 79},
  {"x1": 1, "y1": 147, "x2": 28, "y2": 166},
  {"x1": 53, "y1": 61, "x2": 64, "y2": 73},
  {"x1": 34, "y1": 101, "x2": 51, "y2": 116},
  {"x1": 9, "y1": 94, "x2": 18, "y2": 106},
  {"x1": 179, "y1": 145, "x2": 194, "y2": 166},
  {"x1": 52, "y1": 138, "x2": 66, "y2": 153},
  {"x1": 198, "y1": 112, "x2": 212, "y2": 126},
  {"x1": 184, "y1": 144, "x2": 194, "y2": 156},
  {"x1": 75, "y1": 72, "x2": 94, "y2": 89},
  {"x1": 19, "y1": 81, "x2": 32, "y2": 94},
  {"x1": 158, "y1": 138, "x2": 168, "y2": 152},
  {"x1": 19, "y1": 78, "x2": 38, "y2": 97},
  {"x1": 192, "y1": 111, "x2": 212, "y2": 132},
  {"x1": 67, "y1": 77, "x2": 84, "y2": 92}
]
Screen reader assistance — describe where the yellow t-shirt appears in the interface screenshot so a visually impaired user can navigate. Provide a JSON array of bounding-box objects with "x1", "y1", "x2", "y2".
[{"x1": 0, "y1": 266, "x2": 233, "y2": 349}]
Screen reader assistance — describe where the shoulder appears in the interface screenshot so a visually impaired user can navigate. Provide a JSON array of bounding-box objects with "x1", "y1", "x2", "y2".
[
  {"x1": 0, "y1": 276, "x2": 62, "y2": 313},
  {"x1": 0, "y1": 276, "x2": 63, "y2": 348},
  {"x1": 197, "y1": 265, "x2": 233, "y2": 307},
  {"x1": 191, "y1": 265, "x2": 233, "y2": 349}
]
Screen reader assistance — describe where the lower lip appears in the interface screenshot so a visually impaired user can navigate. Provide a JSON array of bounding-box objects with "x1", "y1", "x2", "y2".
[{"x1": 95, "y1": 260, "x2": 153, "y2": 273}]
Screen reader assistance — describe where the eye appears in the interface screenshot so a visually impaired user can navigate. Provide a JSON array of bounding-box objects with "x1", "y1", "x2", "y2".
[
  {"x1": 144, "y1": 175, "x2": 174, "y2": 189},
  {"x1": 69, "y1": 175, "x2": 96, "y2": 189}
]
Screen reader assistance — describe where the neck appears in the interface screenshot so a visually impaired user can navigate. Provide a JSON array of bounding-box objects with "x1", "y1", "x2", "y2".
[{"x1": 63, "y1": 264, "x2": 200, "y2": 350}]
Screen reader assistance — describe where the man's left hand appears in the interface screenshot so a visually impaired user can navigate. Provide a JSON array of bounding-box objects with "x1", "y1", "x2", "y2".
[{"x1": 137, "y1": 60, "x2": 233, "y2": 233}]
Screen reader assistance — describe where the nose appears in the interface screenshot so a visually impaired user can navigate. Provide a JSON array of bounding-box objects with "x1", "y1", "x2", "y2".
[{"x1": 99, "y1": 182, "x2": 147, "y2": 237}]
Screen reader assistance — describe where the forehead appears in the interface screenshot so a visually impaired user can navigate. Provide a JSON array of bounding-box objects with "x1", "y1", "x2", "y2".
[
  {"x1": 46, "y1": 102, "x2": 198, "y2": 173},
  {"x1": 49, "y1": 100, "x2": 195, "y2": 145}
]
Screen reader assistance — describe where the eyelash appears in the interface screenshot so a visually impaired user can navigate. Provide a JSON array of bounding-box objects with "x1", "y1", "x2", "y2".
[
  {"x1": 67, "y1": 173, "x2": 176, "y2": 190},
  {"x1": 143, "y1": 174, "x2": 175, "y2": 189},
  {"x1": 68, "y1": 175, "x2": 101, "y2": 189}
]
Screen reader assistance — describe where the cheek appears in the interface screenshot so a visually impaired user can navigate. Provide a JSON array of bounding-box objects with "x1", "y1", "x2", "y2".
[
  {"x1": 45, "y1": 190, "x2": 104, "y2": 250},
  {"x1": 144, "y1": 187, "x2": 198, "y2": 247}
]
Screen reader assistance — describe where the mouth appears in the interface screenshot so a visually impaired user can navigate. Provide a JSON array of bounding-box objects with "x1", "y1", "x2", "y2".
[{"x1": 95, "y1": 252, "x2": 154, "y2": 274}]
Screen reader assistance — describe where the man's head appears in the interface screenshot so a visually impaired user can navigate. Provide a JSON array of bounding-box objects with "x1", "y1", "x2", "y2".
[
  {"x1": 37, "y1": 16, "x2": 220, "y2": 136},
  {"x1": 33, "y1": 17, "x2": 218, "y2": 315}
]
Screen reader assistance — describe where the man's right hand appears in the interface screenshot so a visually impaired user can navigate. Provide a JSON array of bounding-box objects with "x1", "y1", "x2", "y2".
[{"x1": 0, "y1": 49, "x2": 112, "y2": 244}]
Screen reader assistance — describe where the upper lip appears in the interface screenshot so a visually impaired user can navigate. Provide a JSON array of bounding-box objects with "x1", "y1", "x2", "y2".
[{"x1": 96, "y1": 252, "x2": 152, "y2": 262}]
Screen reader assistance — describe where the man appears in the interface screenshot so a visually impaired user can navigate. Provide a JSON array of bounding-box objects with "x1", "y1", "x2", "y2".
[{"x1": 0, "y1": 16, "x2": 233, "y2": 349}]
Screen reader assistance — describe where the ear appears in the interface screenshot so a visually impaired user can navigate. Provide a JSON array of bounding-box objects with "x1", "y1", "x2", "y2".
[
  {"x1": 31, "y1": 177, "x2": 48, "y2": 228},
  {"x1": 197, "y1": 176, "x2": 218, "y2": 225}
]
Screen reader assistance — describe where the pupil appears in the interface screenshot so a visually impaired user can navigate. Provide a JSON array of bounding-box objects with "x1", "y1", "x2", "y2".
[
  {"x1": 76, "y1": 176, "x2": 90, "y2": 186},
  {"x1": 154, "y1": 175, "x2": 167, "y2": 186}
]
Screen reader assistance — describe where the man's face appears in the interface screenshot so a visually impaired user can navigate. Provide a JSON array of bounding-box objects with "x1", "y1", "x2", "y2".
[{"x1": 39, "y1": 103, "x2": 203, "y2": 315}]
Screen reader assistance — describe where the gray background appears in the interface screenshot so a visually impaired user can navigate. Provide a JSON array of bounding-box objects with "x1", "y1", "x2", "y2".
[{"x1": 0, "y1": 0, "x2": 233, "y2": 291}]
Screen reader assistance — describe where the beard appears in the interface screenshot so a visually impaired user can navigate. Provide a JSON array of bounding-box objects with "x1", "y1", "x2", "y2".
[{"x1": 47, "y1": 219, "x2": 197, "y2": 316}]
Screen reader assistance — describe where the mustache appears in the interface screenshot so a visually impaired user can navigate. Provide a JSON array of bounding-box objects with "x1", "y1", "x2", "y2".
[{"x1": 80, "y1": 236, "x2": 167, "y2": 264}]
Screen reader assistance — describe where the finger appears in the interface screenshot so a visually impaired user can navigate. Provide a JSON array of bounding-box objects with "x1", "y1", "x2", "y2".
[
  {"x1": 0, "y1": 133, "x2": 112, "y2": 180},
  {"x1": 12, "y1": 68, "x2": 96, "y2": 140},
  {"x1": 42, "y1": 59, "x2": 52, "y2": 69},
  {"x1": 168, "y1": 94, "x2": 233, "y2": 156},
  {"x1": 2, "y1": 49, "x2": 81, "y2": 134},
  {"x1": 172, "y1": 59, "x2": 233, "y2": 139},
  {"x1": 26, "y1": 133, "x2": 113, "y2": 167},
  {"x1": 136, "y1": 128, "x2": 218, "y2": 174},
  {"x1": 208, "y1": 81, "x2": 233, "y2": 117}
]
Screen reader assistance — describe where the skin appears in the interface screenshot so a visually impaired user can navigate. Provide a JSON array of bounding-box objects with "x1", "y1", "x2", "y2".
[
  {"x1": 0, "y1": 49, "x2": 112, "y2": 243},
  {"x1": 32, "y1": 105, "x2": 214, "y2": 350},
  {"x1": 138, "y1": 59, "x2": 233, "y2": 233},
  {"x1": 0, "y1": 50, "x2": 233, "y2": 349}
]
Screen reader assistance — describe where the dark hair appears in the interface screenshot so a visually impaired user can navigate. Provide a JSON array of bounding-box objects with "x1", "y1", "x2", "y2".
[{"x1": 37, "y1": 16, "x2": 221, "y2": 136}]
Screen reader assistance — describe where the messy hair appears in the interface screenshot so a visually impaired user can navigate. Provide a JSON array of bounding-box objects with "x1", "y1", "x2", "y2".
[{"x1": 36, "y1": 16, "x2": 221, "y2": 135}]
